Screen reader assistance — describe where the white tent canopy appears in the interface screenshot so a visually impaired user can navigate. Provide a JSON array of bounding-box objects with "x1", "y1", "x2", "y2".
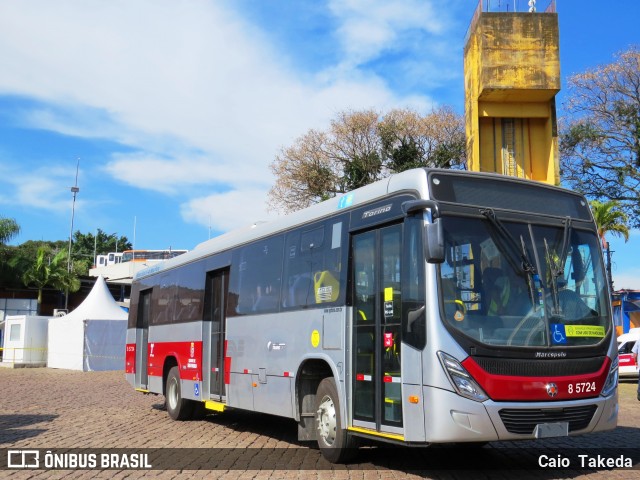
[{"x1": 47, "y1": 276, "x2": 128, "y2": 371}]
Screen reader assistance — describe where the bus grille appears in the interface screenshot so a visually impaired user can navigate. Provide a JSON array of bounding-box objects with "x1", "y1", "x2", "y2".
[
  {"x1": 474, "y1": 356, "x2": 605, "y2": 377},
  {"x1": 498, "y1": 405, "x2": 598, "y2": 435}
]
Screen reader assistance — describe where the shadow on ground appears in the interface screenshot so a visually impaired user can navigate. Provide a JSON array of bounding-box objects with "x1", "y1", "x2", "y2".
[{"x1": 0, "y1": 414, "x2": 59, "y2": 444}]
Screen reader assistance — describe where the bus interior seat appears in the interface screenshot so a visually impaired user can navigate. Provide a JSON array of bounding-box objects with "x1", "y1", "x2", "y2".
[
  {"x1": 285, "y1": 274, "x2": 314, "y2": 308},
  {"x1": 482, "y1": 267, "x2": 503, "y2": 315},
  {"x1": 253, "y1": 294, "x2": 278, "y2": 312},
  {"x1": 558, "y1": 288, "x2": 594, "y2": 320}
]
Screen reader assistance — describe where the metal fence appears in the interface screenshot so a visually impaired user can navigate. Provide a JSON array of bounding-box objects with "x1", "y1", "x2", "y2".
[
  {"x1": 464, "y1": 0, "x2": 557, "y2": 45},
  {"x1": 0, "y1": 346, "x2": 47, "y2": 366}
]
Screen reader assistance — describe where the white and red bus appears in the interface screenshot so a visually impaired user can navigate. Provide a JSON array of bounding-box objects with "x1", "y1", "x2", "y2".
[{"x1": 126, "y1": 168, "x2": 618, "y2": 462}]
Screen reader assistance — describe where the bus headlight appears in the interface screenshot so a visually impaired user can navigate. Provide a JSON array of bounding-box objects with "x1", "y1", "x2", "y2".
[
  {"x1": 437, "y1": 351, "x2": 488, "y2": 402},
  {"x1": 600, "y1": 357, "x2": 618, "y2": 398}
]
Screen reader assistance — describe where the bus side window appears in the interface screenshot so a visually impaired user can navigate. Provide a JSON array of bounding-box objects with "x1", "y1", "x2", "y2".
[
  {"x1": 282, "y1": 221, "x2": 345, "y2": 309},
  {"x1": 402, "y1": 215, "x2": 426, "y2": 349},
  {"x1": 230, "y1": 235, "x2": 284, "y2": 315},
  {"x1": 151, "y1": 273, "x2": 176, "y2": 325}
]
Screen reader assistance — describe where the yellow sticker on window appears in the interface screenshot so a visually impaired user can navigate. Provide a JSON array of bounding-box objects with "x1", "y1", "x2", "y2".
[
  {"x1": 565, "y1": 325, "x2": 605, "y2": 338},
  {"x1": 384, "y1": 287, "x2": 394, "y2": 302}
]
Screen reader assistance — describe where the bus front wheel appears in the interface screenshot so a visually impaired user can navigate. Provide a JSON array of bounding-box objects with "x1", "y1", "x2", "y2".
[
  {"x1": 165, "y1": 366, "x2": 194, "y2": 420},
  {"x1": 314, "y1": 377, "x2": 358, "y2": 463}
]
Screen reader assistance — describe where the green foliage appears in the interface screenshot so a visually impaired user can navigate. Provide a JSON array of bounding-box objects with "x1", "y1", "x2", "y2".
[
  {"x1": 343, "y1": 152, "x2": 382, "y2": 191},
  {"x1": 589, "y1": 199, "x2": 630, "y2": 247},
  {"x1": 72, "y1": 229, "x2": 132, "y2": 257},
  {"x1": 68, "y1": 229, "x2": 132, "y2": 274},
  {"x1": 18, "y1": 246, "x2": 80, "y2": 312},
  {"x1": 560, "y1": 46, "x2": 640, "y2": 226},
  {"x1": 0, "y1": 217, "x2": 20, "y2": 244},
  {"x1": 2, "y1": 230, "x2": 131, "y2": 303}
]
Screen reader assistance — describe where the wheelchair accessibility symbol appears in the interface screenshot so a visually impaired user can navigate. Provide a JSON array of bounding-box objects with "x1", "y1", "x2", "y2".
[{"x1": 550, "y1": 324, "x2": 567, "y2": 345}]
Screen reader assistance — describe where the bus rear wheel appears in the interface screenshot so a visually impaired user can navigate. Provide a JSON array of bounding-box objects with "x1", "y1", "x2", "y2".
[
  {"x1": 314, "y1": 377, "x2": 358, "y2": 463},
  {"x1": 165, "y1": 366, "x2": 194, "y2": 420}
]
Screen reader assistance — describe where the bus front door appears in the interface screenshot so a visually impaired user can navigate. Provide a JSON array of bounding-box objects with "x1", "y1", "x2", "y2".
[
  {"x1": 135, "y1": 289, "x2": 151, "y2": 389},
  {"x1": 352, "y1": 224, "x2": 403, "y2": 434},
  {"x1": 203, "y1": 268, "x2": 229, "y2": 400}
]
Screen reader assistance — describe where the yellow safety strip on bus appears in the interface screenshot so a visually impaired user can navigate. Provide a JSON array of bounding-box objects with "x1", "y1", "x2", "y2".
[
  {"x1": 135, "y1": 388, "x2": 149, "y2": 393},
  {"x1": 205, "y1": 400, "x2": 226, "y2": 412},
  {"x1": 348, "y1": 426, "x2": 404, "y2": 442}
]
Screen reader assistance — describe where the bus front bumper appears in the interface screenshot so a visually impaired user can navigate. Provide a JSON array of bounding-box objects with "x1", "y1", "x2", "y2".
[{"x1": 421, "y1": 386, "x2": 618, "y2": 444}]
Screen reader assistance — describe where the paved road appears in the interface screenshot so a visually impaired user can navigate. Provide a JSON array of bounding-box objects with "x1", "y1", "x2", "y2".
[{"x1": 0, "y1": 367, "x2": 638, "y2": 478}]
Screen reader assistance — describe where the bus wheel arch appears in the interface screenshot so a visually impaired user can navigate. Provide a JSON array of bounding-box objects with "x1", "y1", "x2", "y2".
[
  {"x1": 162, "y1": 356, "x2": 179, "y2": 397},
  {"x1": 295, "y1": 359, "x2": 332, "y2": 441},
  {"x1": 295, "y1": 359, "x2": 358, "y2": 462}
]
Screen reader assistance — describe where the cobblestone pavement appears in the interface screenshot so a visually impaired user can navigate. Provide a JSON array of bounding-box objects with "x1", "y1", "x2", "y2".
[{"x1": 0, "y1": 368, "x2": 638, "y2": 479}]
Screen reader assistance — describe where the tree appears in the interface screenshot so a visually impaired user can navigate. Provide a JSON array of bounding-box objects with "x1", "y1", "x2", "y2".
[
  {"x1": 590, "y1": 199, "x2": 630, "y2": 248},
  {"x1": 268, "y1": 106, "x2": 466, "y2": 213},
  {"x1": 560, "y1": 47, "x2": 640, "y2": 226},
  {"x1": 590, "y1": 199, "x2": 630, "y2": 292},
  {"x1": 68, "y1": 229, "x2": 132, "y2": 275},
  {"x1": 20, "y1": 247, "x2": 80, "y2": 313},
  {"x1": 0, "y1": 216, "x2": 20, "y2": 244},
  {"x1": 379, "y1": 106, "x2": 466, "y2": 173},
  {"x1": 0, "y1": 218, "x2": 22, "y2": 288},
  {"x1": 72, "y1": 229, "x2": 132, "y2": 260}
]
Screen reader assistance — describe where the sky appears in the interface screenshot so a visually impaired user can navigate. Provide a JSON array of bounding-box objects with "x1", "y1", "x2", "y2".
[{"x1": 0, "y1": 0, "x2": 638, "y2": 288}]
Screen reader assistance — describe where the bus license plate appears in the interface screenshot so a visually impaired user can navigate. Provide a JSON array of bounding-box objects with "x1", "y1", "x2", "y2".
[{"x1": 534, "y1": 422, "x2": 569, "y2": 439}]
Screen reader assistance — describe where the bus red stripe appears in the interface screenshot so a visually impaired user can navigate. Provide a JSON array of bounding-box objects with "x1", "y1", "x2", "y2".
[
  {"x1": 224, "y1": 340, "x2": 231, "y2": 385},
  {"x1": 462, "y1": 356, "x2": 611, "y2": 401}
]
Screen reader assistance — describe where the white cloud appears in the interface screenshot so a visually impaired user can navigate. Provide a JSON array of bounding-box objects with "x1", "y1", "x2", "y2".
[
  {"x1": 0, "y1": 0, "x2": 463, "y2": 232},
  {"x1": 104, "y1": 152, "x2": 253, "y2": 195},
  {"x1": 0, "y1": 163, "x2": 81, "y2": 214},
  {"x1": 328, "y1": 0, "x2": 446, "y2": 64},
  {"x1": 180, "y1": 189, "x2": 278, "y2": 234}
]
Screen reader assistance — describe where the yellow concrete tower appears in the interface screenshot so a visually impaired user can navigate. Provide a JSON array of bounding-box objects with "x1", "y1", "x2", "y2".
[{"x1": 464, "y1": 0, "x2": 560, "y2": 185}]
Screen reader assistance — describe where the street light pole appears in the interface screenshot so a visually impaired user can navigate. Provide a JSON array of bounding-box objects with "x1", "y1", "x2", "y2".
[{"x1": 65, "y1": 159, "x2": 80, "y2": 310}]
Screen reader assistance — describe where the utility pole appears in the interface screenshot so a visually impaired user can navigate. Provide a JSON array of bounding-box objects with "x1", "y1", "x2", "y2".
[
  {"x1": 65, "y1": 159, "x2": 80, "y2": 310},
  {"x1": 605, "y1": 241, "x2": 614, "y2": 294}
]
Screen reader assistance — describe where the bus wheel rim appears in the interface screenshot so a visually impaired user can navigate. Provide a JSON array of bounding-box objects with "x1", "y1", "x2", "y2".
[
  {"x1": 168, "y1": 377, "x2": 178, "y2": 410},
  {"x1": 317, "y1": 395, "x2": 337, "y2": 446}
]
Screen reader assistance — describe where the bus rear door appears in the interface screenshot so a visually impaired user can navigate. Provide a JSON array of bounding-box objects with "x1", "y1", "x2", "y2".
[
  {"x1": 203, "y1": 268, "x2": 229, "y2": 400},
  {"x1": 135, "y1": 289, "x2": 151, "y2": 389}
]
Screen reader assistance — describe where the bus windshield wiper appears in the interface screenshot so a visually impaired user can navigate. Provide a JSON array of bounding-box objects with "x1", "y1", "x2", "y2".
[
  {"x1": 544, "y1": 217, "x2": 572, "y2": 318},
  {"x1": 558, "y1": 217, "x2": 572, "y2": 270},
  {"x1": 480, "y1": 209, "x2": 539, "y2": 311},
  {"x1": 480, "y1": 208, "x2": 536, "y2": 275},
  {"x1": 520, "y1": 234, "x2": 538, "y2": 310}
]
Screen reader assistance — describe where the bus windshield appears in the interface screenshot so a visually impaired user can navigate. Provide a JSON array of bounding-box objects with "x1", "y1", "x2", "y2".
[{"x1": 439, "y1": 215, "x2": 610, "y2": 348}]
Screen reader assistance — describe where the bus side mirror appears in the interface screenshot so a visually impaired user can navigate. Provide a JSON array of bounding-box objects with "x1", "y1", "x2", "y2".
[
  {"x1": 425, "y1": 219, "x2": 444, "y2": 264},
  {"x1": 401, "y1": 199, "x2": 444, "y2": 263}
]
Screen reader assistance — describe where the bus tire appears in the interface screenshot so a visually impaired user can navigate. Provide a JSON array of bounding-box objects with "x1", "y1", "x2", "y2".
[
  {"x1": 315, "y1": 377, "x2": 358, "y2": 463},
  {"x1": 165, "y1": 366, "x2": 194, "y2": 420}
]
